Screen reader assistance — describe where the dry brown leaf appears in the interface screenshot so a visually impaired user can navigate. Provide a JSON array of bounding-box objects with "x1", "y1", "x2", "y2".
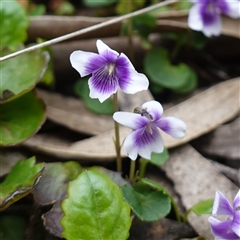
[
  {"x1": 162, "y1": 144, "x2": 239, "y2": 239},
  {"x1": 36, "y1": 89, "x2": 113, "y2": 135},
  {"x1": 23, "y1": 78, "x2": 240, "y2": 160}
]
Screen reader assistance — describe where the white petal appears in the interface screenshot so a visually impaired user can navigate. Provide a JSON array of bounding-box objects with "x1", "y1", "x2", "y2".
[
  {"x1": 70, "y1": 51, "x2": 102, "y2": 77},
  {"x1": 113, "y1": 112, "x2": 148, "y2": 130},
  {"x1": 157, "y1": 117, "x2": 187, "y2": 139},
  {"x1": 141, "y1": 101, "x2": 163, "y2": 121},
  {"x1": 123, "y1": 132, "x2": 139, "y2": 160},
  {"x1": 188, "y1": 4, "x2": 203, "y2": 31},
  {"x1": 96, "y1": 39, "x2": 119, "y2": 57},
  {"x1": 202, "y1": 15, "x2": 221, "y2": 37},
  {"x1": 224, "y1": 0, "x2": 240, "y2": 18}
]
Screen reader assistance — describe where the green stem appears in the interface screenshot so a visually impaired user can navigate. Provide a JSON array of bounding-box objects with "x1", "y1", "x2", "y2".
[
  {"x1": 113, "y1": 92, "x2": 122, "y2": 172},
  {"x1": 139, "y1": 158, "x2": 148, "y2": 179},
  {"x1": 129, "y1": 160, "x2": 136, "y2": 184},
  {"x1": 169, "y1": 195, "x2": 182, "y2": 222},
  {"x1": 183, "y1": 208, "x2": 192, "y2": 223}
]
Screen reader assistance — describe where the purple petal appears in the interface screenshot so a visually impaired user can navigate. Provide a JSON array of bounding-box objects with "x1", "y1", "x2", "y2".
[
  {"x1": 232, "y1": 208, "x2": 240, "y2": 237},
  {"x1": 188, "y1": 3, "x2": 203, "y2": 31},
  {"x1": 157, "y1": 117, "x2": 186, "y2": 139},
  {"x1": 212, "y1": 191, "x2": 234, "y2": 216},
  {"x1": 70, "y1": 51, "x2": 107, "y2": 77},
  {"x1": 88, "y1": 66, "x2": 119, "y2": 102},
  {"x1": 124, "y1": 125, "x2": 164, "y2": 160},
  {"x1": 202, "y1": 14, "x2": 221, "y2": 37},
  {"x1": 96, "y1": 39, "x2": 119, "y2": 62},
  {"x1": 219, "y1": 0, "x2": 240, "y2": 18},
  {"x1": 113, "y1": 112, "x2": 149, "y2": 130},
  {"x1": 208, "y1": 217, "x2": 239, "y2": 239},
  {"x1": 141, "y1": 101, "x2": 163, "y2": 121},
  {"x1": 233, "y1": 190, "x2": 240, "y2": 210},
  {"x1": 116, "y1": 53, "x2": 149, "y2": 94}
]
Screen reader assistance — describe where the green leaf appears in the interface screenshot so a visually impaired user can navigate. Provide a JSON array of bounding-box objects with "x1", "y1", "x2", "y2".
[
  {"x1": 191, "y1": 199, "x2": 214, "y2": 216},
  {"x1": 0, "y1": 91, "x2": 46, "y2": 146},
  {"x1": 83, "y1": 0, "x2": 118, "y2": 7},
  {"x1": 0, "y1": 0, "x2": 29, "y2": 52},
  {"x1": 121, "y1": 180, "x2": 171, "y2": 221},
  {"x1": 148, "y1": 148, "x2": 169, "y2": 166},
  {"x1": 0, "y1": 156, "x2": 44, "y2": 211},
  {"x1": 61, "y1": 170, "x2": 132, "y2": 240},
  {"x1": 74, "y1": 78, "x2": 114, "y2": 115},
  {"x1": 144, "y1": 48, "x2": 191, "y2": 89},
  {"x1": 0, "y1": 215, "x2": 27, "y2": 240},
  {"x1": 0, "y1": 50, "x2": 50, "y2": 103},
  {"x1": 116, "y1": 0, "x2": 145, "y2": 16},
  {"x1": 32, "y1": 161, "x2": 82, "y2": 205}
]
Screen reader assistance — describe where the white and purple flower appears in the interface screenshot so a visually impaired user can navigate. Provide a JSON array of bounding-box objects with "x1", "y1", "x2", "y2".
[
  {"x1": 188, "y1": 0, "x2": 240, "y2": 37},
  {"x1": 208, "y1": 190, "x2": 240, "y2": 240},
  {"x1": 70, "y1": 40, "x2": 149, "y2": 102},
  {"x1": 113, "y1": 100, "x2": 186, "y2": 160}
]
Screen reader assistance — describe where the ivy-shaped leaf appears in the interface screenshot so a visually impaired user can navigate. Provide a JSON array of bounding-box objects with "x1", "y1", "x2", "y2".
[
  {"x1": 121, "y1": 180, "x2": 171, "y2": 221},
  {"x1": 190, "y1": 199, "x2": 214, "y2": 216},
  {"x1": 0, "y1": 0, "x2": 29, "y2": 52},
  {"x1": 0, "y1": 91, "x2": 46, "y2": 146},
  {"x1": 0, "y1": 156, "x2": 44, "y2": 211},
  {"x1": 61, "y1": 170, "x2": 132, "y2": 240},
  {"x1": 0, "y1": 50, "x2": 49, "y2": 103}
]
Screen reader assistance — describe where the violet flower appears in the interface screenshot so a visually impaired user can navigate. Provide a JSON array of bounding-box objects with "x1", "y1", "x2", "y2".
[
  {"x1": 113, "y1": 100, "x2": 186, "y2": 160},
  {"x1": 208, "y1": 190, "x2": 240, "y2": 240},
  {"x1": 188, "y1": 0, "x2": 240, "y2": 37},
  {"x1": 70, "y1": 40, "x2": 149, "y2": 103}
]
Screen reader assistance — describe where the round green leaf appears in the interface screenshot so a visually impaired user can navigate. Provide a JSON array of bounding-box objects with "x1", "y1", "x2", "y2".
[
  {"x1": 61, "y1": 170, "x2": 132, "y2": 240},
  {"x1": 0, "y1": 91, "x2": 46, "y2": 146},
  {"x1": 121, "y1": 180, "x2": 171, "y2": 221},
  {"x1": 0, "y1": 50, "x2": 49, "y2": 103},
  {"x1": 0, "y1": 0, "x2": 29, "y2": 51},
  {"x1": 147, "y1": 148, "x2": 169, "y2": 166},
  {"x1": 0, "y1": 156, "x2": 44, "y2": 211},
  {"x1": 144, "y1": 48, "x2": 189, "y2": 89}
]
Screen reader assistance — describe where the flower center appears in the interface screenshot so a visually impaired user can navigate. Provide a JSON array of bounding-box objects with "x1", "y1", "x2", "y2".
[
  {"x1": 134, "y1": 107, "x2": 153, "y2": 121},
  {"x1": 107, "y1": 63, "x2": 116, "y2": 75}
]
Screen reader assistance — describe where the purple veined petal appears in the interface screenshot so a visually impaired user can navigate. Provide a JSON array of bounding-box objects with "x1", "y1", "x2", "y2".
[
  {"x1": 88, "y1": 69, "x2": 119, "y2": 102},
  {"x1": 116, "y1": 53, "x2": 149, "y2": 94},
  {"x1": 233, "y1": 190, "x2": 240, "y2": 210},
  {"x1": 113, "y1": 112, "x2": 149, "y2": 130},
  {"x1": 232, "y1": 208, "x2": 240, "y2": 237},
  {"x1": 141, "y1": 101, "x2": 163, "y2": 121},
  {"x1": 188, "y1": 3, "x2": 204, "y2": 31},
  {"x1": 221, "y1": 0, "x2": 240, "y2": 18},
  {"x1": 212, "y1": 190, "x2": 234, "y2": 216},
  {"x1": 124, "y1": 124, "x2": 164, "y2": 160},
  {"x1": 96, "y1": 39, "x2": 119, "y2": 62},
  {"x1": 70, "y1": 51, "x2": 107, "y2": 77},
  {"x1": 208, "y1": 217, "x2": 239, "y2": 240},
  {"x1": 202, "y1": 13, "x2": 221, "y2": 37},
  {"x1": 157, "y1": 117, "x2": 187, "y2": 139}
]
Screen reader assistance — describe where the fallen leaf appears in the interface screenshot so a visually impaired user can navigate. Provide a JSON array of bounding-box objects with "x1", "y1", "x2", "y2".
[
  {"x1": 162, "y1": 144, "x2": 239, "y2": 239},
  {"x1": 23, "y1": 78, "x2": 240, "y2": 159}
]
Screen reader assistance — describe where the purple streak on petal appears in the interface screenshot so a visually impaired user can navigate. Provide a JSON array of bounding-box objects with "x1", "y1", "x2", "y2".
[
  {"x1": 101, "y1": 49, "x2": 119, "y2": 63},
  {"x1": 115, "y1": 54, "x2": 131, "y2": 91},
  {"x1": 200, "y1": 0, "x2": 219, "y2": 26},
  {"x1": 86, "y1": 54, "x2": 108, "y2": 74},
  {"x1": 208, "y1": 217, "x2": 239, "y2": 239},
  {"x1": 233, "y1": 190, "x2": 240, "y2": 209},
  {"x1": 232, "y1": 209, "x2": 240, "y2": 237},
  {"x1": 212, "y1": 191, "x2": 234, "y2": 216},
  {"x1": 216, "y1": 0, "x2": 229, "y2": 15}
]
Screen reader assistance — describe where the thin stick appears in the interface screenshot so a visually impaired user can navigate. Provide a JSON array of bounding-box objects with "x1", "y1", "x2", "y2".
[
  {"x1": 0, "y1": 0, "x2": 178, "y2": 62},
  {"x1": 129, "y1": 160, "x2": 136, "y2": 184}
]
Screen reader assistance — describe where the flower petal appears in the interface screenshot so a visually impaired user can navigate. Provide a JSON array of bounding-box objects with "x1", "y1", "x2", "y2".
[
  {"x1": 222, "y1": 0, "x2": 240, "y2": 18},
  {"x1": 202, "y1": 14, "x2": 221, "y2": 37},
  {"x1": 70, "y1": 51, "x2": 107, "y2": 77},
  {"x1": 233, "y1": 189, "x2": 240, "y2": 209},
  {"x1": 96, "y1": 39, "x2": 119, "y2": 61},
  {"x1": 208, "y1": 217, "x2": 239, "y2": 240},
  {"x1": 116, "y1": 53, "x2": 149, "y2": 94},
  {"x1": 188, "y1": 3, "x2": 203, "y2": 31},
  {"x1": 113, "y1": 112, "x2": 149, "y2": 130},
  {"x1": 232, "y1": 207, "x2": 240, "y2": 237},
  {"x1": 141, "y1": 100, "x2": 163, "y2": 121},
  {"x1": 212, "y1": 190, "x2": 234, "y2": 216},
  {"x1": 157, "y1": 117, "x2": 187, "y2": 139},
  {"x1": 123, "y1": 125, "x2": 164, "y2": 160}
]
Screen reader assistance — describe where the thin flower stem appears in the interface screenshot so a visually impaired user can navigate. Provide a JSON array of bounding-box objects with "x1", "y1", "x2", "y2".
[
  {"x1": 0, "y1": 0, "x2": 178, "y2": 62},
  {"x1": 129, "y1": 160, "x2": 136, "y2": 184},
  {"x1": 113, "y1": 92, "x2": 122, "y2": 172},
  {"x1": 139, "y1": 158, "x2": 148, "y2": 179},
  {"x1": 183, "y1": 208, "x2": 192, "y2": 223},
  {"x1": 169, "y1": 195, "x2": 182, "y2": 222}
]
